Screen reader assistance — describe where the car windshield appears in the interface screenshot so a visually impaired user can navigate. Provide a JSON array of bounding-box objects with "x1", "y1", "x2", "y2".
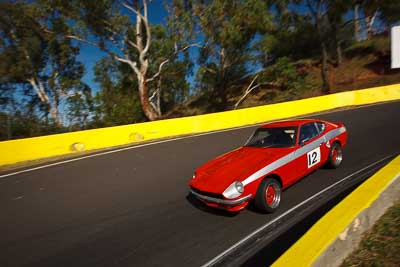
[{"x1": 245, "y1": 127, "x2": 298, "y2": 148}]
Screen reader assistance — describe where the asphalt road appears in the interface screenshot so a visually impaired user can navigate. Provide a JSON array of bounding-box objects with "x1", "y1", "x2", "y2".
[{"x1": 1, "y1": 101, "x2": 399, "y2": 267}]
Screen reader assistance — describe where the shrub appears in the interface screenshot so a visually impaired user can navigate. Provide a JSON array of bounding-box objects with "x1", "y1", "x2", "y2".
[{"x1": 266, "y1": 57, "x2": 309, "y2": 92}]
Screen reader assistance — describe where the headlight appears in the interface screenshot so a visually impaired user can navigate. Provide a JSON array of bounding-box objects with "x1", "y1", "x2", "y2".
[
  {"x1": 223, "y1": 181, "x2": 244, "y2": 199},
  {"x1": 235, "y1": 181, "x2": 244, "y2": 193},
  {"x1": 192, "y1": 172, "x2": 196, "y2": 179}
]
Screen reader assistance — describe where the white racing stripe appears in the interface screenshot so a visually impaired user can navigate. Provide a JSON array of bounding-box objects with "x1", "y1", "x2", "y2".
[{"x1": 200, "y1": 155, "x2": 394, "y2": 267}]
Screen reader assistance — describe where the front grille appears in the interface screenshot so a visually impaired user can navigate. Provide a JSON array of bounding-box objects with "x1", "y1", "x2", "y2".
[{"x1": 190, "y1": 187, "x2": 223, "y2": 199}]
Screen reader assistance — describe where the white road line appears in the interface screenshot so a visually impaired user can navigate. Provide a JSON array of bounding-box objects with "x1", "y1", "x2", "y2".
[
  {"x1": 200, "y1": 155, "x2": 394, "y2": 267},
  {"x1": 0, "y1": 127, "x2": 257, "y2": 179},
  {"x1": 0, "y1": 101, "x2": 394, "y2": 179}
]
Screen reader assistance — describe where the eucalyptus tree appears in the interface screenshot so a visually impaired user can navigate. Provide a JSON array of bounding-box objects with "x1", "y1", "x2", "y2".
[
  {"x1": 0, "y1": 2, "x2": 87, "y2": 126},
  {"x1": 39, "y1": 0, "x2": 197, "y2": 121},
  {"x1": 193, "y1": 0, "x2": 273, "y2": 110}
]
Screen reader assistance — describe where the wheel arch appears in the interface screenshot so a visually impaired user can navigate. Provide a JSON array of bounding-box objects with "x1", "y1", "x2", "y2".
[
  {"x1": 247, "y1": 173, "x2": 284, "y2": 196},
  {"x1": 263, "y1": 173, "x2": 283, "y2": 188},
  {"x1": 331, "y1": 138, "x2": 342, "y2": 148}
]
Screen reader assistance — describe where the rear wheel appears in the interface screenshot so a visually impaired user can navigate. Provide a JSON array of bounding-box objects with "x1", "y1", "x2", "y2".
[
  {"x1": 255, "y1": 178, "x2": 282, "y2": 213},
  {"x1": 327, "y1": 142, "x2": 343, "y2": 168}
]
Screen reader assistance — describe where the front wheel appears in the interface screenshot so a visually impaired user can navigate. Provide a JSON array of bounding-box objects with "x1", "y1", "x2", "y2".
[
  {"x1": 327, "y1": 142, "x2": 343, "y2": 168},
  {"x1": 255, "y1": 178, "x2": 282, "y2": 213}
]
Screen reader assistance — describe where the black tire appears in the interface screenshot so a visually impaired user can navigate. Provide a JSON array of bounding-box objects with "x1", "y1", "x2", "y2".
[
  {"x1": 326, "y1": 142, "x2": 343, "y2": 169},
  {"x1": 255, "y1": 178, "x2": 282, "y2": 213}
]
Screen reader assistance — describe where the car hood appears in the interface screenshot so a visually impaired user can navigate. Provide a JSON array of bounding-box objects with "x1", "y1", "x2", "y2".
[{"x1": 190, "y1": 146, "x2": 293, "y2": 194}]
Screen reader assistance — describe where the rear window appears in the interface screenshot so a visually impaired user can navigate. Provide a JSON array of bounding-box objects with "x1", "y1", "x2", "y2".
[{"x1": 315, "y1": 122, "x2": 325, "y2": 133}]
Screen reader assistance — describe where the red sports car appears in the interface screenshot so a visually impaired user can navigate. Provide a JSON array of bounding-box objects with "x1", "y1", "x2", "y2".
[{"x1": 189, "y1": 119, "x2": 347, "y2": 213}]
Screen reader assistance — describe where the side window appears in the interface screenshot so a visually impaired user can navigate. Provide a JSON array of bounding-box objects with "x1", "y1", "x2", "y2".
[
  {"x1": 299, "y1": 123, "x2": 319, "y2": 144},
  {"x1": 315, "y1": 122, "x2": 325, "y2": 134}
]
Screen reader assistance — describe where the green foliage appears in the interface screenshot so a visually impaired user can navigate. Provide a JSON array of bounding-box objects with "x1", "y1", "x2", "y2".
[
  {"x1": 0, "y1": 2, "x2": 46, "y2": 83},
  {"x1": 66, "y1": 86, "x2": 93, "y2": 130},
  {"x1": 194, "y1": 0, "x2": 273, "y2": 109},
  {"x1": 263, "y1": 57, "x2": 309, "y2": 92},
  {"x1": 38, "y1": 0, "x2": 116, "y2": 37},
  {"x1": 0, "y1": 0, "x2": 89, "y2": 128},
  {"x1": 345, "y1": 36, "x2": 390, "y2": 57},
  {"x1": 378, "y1": 0, "x2": 400, "y2": 24},
  {"x1": 166, "y1": 0, "x2": 197, "y2": 47},
  {"x1": 0, "y1": 111, "x2": 67, "y2": 141},
  {"x1": 256, "y1": 16, "x2": 320, "y2": 64},
  {"x1": 91, "y1": 56, "x2": 145, "y2": 126},
  {"x1": 146, "y1": 24, "x2": 192, "y2": 110},
  {"x1": 92, "y1": 90, "x2": 145, "y2": 127},
  {"x1": 159, "y1": 61, "x2": 191, "y2": 110}
]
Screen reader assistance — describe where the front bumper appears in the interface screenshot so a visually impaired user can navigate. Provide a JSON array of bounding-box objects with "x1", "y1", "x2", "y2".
[{"x1": 190, "y1": 189, "x2": 252, "y2": 206}]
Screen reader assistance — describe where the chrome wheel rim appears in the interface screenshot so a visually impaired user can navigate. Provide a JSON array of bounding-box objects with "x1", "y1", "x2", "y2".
[
  {"x1": 333, "y1": 146, "x2": 343, "y2": 166},
  {"x1": 265, "y1": 184, "x2": 281, "y2": 208}
]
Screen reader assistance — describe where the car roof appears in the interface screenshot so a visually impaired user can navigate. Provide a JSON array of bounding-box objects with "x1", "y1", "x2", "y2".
[{"x1": 259, "y1": 119, "x2": 322, "y2": 128}]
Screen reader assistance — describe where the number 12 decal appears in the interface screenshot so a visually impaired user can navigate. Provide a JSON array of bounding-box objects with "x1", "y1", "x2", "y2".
[{"x1": 307, "y1": 147, "x2": 321, "y2": 168}]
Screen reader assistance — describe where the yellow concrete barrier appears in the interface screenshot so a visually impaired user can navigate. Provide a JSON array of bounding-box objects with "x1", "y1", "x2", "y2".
[
  {"x1": 272, "y1": 155, "x2": 400, "y2": 267},
  {"x1": 0, "y1": 84, "x2": 399, "y2": 166}
]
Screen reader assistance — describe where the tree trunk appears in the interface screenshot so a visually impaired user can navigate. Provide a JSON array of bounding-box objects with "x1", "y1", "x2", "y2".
[
  {"x1": 234, "y1": 75, "x2": 259, "y2": 110},
  {"x1": 365, "y1": 17, "x2": 371, "y2": 39},
  {"x1": 23, "y1": 46, "x2": 61, "y2": 125},
  {"x1": 148, "y1": 77, "x2": 162, "y2": 117},
  {"x1": 331, "y1": 21, "x2": 343, "y2": 66},
  {"x1": 156, "y1": 77, "x2": 162, "y2": 116},
  {"x1": 27, "y1": 77, "x2": 62, "y2": 125},
  {"x1": 53, "y1": 91, "x2": 61, "y2": 125},
  {"x1": 138, "y1": 77, "x2": 159, "y2": 121},
  {"x1": 6, "y1": 114, "x2": 11, "y2": 140},
  {"x1": 354, "y1": 4, "x2": 361, "y2": 42},
  {"x1": 365, "y1": 10, "x2": 377, "y2": 40},
  {"x1": 320, "y1": 42, "x2": 330, "y2": 93},
  {"x1": 336, "y1": 40, "x2": 343, "y2": 66},
  {"x1": 315, "y1": 6, "x2": 331, "y2": 94},
  {"x1": 50, "y1": 106, "x2": 61, "y2": 125},
  {"x1": 216, "y1": 47, "x2": 227, "y2": 109}
]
